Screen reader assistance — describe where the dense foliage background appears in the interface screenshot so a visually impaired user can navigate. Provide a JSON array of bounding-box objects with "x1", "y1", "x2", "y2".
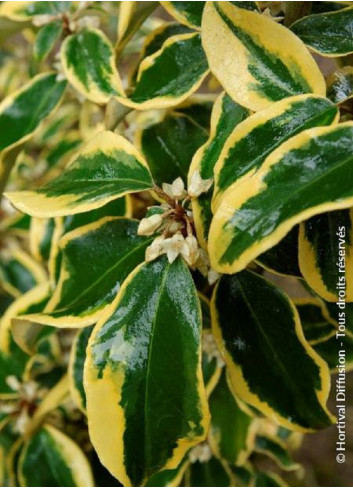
[{"x1": 1, "y1": 1, "x2": 353, "y2": 487}]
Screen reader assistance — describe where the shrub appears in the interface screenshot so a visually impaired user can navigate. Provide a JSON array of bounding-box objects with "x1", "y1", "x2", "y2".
[{"x1": 0, "y1": 1, "x2": 352, "y2": 486}]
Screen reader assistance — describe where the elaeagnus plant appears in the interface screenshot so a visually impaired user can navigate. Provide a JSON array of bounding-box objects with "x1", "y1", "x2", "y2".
[{"x1": 1, "y1": 0, "x2": 353, "y2": 487}]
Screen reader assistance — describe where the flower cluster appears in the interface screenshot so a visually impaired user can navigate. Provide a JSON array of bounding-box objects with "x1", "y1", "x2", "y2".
[
  {"x1": 0, "y1": 376, "x2": 46, "y2": 434},
  {"x1": 138, "y1": 174, "x2": 219, "y2": 284}
]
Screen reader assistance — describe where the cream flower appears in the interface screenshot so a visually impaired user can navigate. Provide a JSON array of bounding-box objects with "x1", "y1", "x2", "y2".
[
  {"x1": 162, "y1": 177, "x2": 187, "y2": 200},
  {"x1": 138, "y1": 213, "x2": 164, "y2": 236},
  {"x1": 188, "y1": 170, "x2": 213, "y2": 198}
]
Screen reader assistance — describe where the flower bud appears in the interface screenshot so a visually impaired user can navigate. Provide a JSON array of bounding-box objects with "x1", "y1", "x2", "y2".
[
  {"x1": 138, "y1": 214, "x2": 163, "y2": 236},
  {"x1": 162, "y1": 177, "x2": 187, "y2": 200},
  {"x1": 145, "y1": 236, "x2": 164, "y2": 262},
  {"x1": 181, "y1": 235, "x2": 199, "y2": 266},
  {"x1": 162, "y1": 232, "x2": 185, "y2": 263},
  {"x1": 188, "y1": 170, "x2": 213, "y2": 198}
]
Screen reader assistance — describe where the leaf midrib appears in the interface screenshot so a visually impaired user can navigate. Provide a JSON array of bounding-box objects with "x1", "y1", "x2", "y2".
[
  {"x1": 218, "y1": 104, "x2": 336, "y2": 193},
  {"x1": 232, "y1": 141, "x2": 353, "y2": 249},
  {"x1": 144, "y1": 261, "x2": 170, "y2": 475},
  {"x1": 47, "y1": 176, "x2": 152, "y2": 187},
  {"x1": 235, "y1": 276, "x2": 313, "y2": 408}
]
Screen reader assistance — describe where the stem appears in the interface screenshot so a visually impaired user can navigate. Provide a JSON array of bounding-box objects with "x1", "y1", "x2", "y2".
[
  {"x1": 153, "y1": 183, "x2": 177, "y2": 208},
  {"x1": 284, "y1": 1, "x2": 312, "y2": 26},
  {"x1": 104, "y1": 98, "x2": 133, "y2": 130}
]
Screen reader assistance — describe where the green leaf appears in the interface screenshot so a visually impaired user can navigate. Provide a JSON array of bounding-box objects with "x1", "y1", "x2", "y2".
[
  {"x1": 188, "y1": 92, "x2": 249, "y2": 248},
  {"x1": 313, "y1": 334, "x2": 353, "y2": 372},
  {"x1": 0, "y1": 72, "x2": 66, "y2": 152},
  {"x1": 21, "y1": 217, "x2": 153, "y2": 328},
  {"x1": 0, "y1": 1, "x2": 71, "y2": 21},
  {"x1": 0, "y1": 282, "x2": 50, "y2": 354},
  {"x1": 160, "y1": 1, "x2": 205, "y2": 29},
  {"x1": 84, "y1": 257, "x2": 209, "y2": 486},
  {"x1": 116, "y1": 1, "x2": 159, "y2": 56},
  {"x1": 50, "y1": 197, "x2": 129, "y2": 284},
  {"x1": 230, "y1": 1, "x2": 259, "y2": 11},
  {"x1": 257, "y1": 226, "x2": 301, "y2": 277},
  {"x1": 209, "y1": 123, "x2": 353, "y2": 275},
  {"x1": 45, "y1": 136, "x2": 82, "y2": 169},
  {"x1": 34, "y1": 20, "x2": 62, "y2": 62},
  {"x1": 202, "y1": 2, "x2": 325, "y2": 112},
  {"x1": 142, "y1": 22, "x2": 192, "y2": 59},
  {"x1": 327, "y1": 67, "x2": 353, "y2": 104},
  {"x1": 0, "y1": 348, "x2": 28, "y2": 399},
  {"x1": 140, "y1": 112, "x2": 208, "y2": 185},
  {"x1": 61, "y1": 28, "x2": 124, "y2": 104},
  {"x1": 212, "y1": 94, "x2": 339, "y2": 211},
  {"x1": 209, "y1": 370, "x2": 254, "y2": 466},
  {"x1": 18, "y1": 425, "x2": 94, "y2": 486},
  {"x1": 5, "y1": 131, "x2": 153, "y2": 218},
  {"x1": 126, "y1": 32, "x2": 209, "y2": 109},
  {"x1": 211, "y1": 270, "x2": 334, "y2": 431},
  {"x1": 0, "y1": 248, "x2": 46, "y2": 298},
  {"x1": 185, "y1": 456, "x2": 233, "y2": 487},
  {"x1": 29, "y1": 218, "x2": 55, "y2": 263},
  {"x1": 69, "y1": 325, "x2": 93, "y2": 412},
  {"x1": 254, "y1": 471, "x2": 287, "y2": 487},
  {"x1": 199, "y1": 294, "x2": 222, "y2": 396},
  {"x1": 130, "y1": 22, "x2": 191, "y2": 85},
  {"x1": 176, "y1": 96, "x2": 214, "y2": 131},
  {"x1": 295, "y1": 298, "x2": 336, "y2": 345},
  {"x1": 61, "y1": 196, "x2": 129, "y2": 234},
  {"x1": 231, "y1": 464, "x2": 254, "y2": 486},
  {"x1": 291, "y1": 6, "x2": 353, "y2": 56},
  {"x1": 254, "y1": 435, "x2": 299, "y2": 471},
  {"x1": 0, "y1": 421, "x2": 20, "y2": 486},
  {"x1": 0, "y1": 212, "x2": 31, "y2": 235},
  {"x1": 144, "y1": 456, "x2": 189, "y2": 487},
  {"x1": 299, "y1": 209, "x2": 353, "y2": 302},
  {"x1": 0, "y1": 283, "x2": 50, "y2": 397}
]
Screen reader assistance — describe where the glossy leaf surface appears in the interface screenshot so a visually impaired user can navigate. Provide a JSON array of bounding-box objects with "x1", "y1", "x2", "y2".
[
  {"x1": 61, "y1": 28, "x2": 124, "y2": 104},
  {"x1": 0, "y1": 73, "x2": 66, "y2": 152},
  {"x1": 85, "y1": 257, "x2": 209, "y2": 486},
  {"x1": 291, "y1": 7, "x2": 353, "y2": 56},
  {"x1": 34, "y1": 20, "x2": 62, "y2": 62},
  {"x1": 69, "y1": 325, "x2": 93, "y2": 412},
  {"x1": 186, "y1": 457, "x2": 232, "y2": 487},
  {"x1": 209, "y1": 123, "x2": 353, "y2": 274},
  {"x1": 327, "y1": 67, "x2": 353, "y2": 103},
  {"x1": 209, "y1": 370, "x2": 254, "y2": 465},
  {"x1": 188, "y1": 92, "x2": 249, "y2": 248},
  {"x1": 18, "y1": 425, "x2": 93, "y2": 486},
  {"x1": 212, "y1": 94, "x2": 338, "y2": 211},
  {"x1": 140, "y1": 112, "x2": 208, "y2": 185},
  {"x1": 211, "y1": 270, "x2": 334, "y2": 431},
  {"x1": 257, "y1": 226, "x2": 301, "y2": 277},
  {"x1": 202, "y1": 2, "x2": 325, "y2": 111},
  {"x1": 21, "y1": 218, "x2": 152, "y2": 328},
  {"x1": 126, "y1": 33, "x2": 209, "y2": 109},
  {"x1": 6, "y1": 131, "x2": 153, "y2": 217},
  {"x1": 299, "y1": 209, "x2": 353, "y2": 302},
  {"x1": 160, "y1": 1, "x2": 205, "y2": 28}
]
